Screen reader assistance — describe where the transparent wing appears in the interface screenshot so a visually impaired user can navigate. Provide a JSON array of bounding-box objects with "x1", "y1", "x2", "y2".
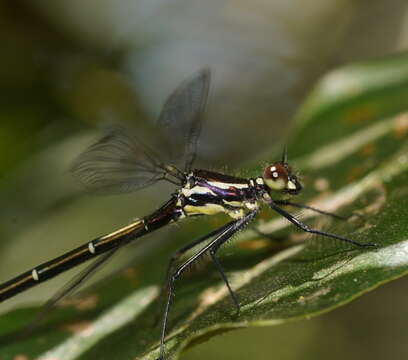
[
  {"x1": 72, "y1": 68, "x2": 210, "y2": 194},
  {"x1": 71, "y1": 126, "x2": 181, "y2": 194},
  {"x1": 157, "y1": 68, "x2": 210, "y2": 172}
]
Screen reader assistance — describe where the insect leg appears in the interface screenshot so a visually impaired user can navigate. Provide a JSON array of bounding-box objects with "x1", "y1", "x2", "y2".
[
  {"x1": 269, "y1": 201, "x2": 375, "y2": 247},
  {"x1": 154, "y1": 220, "x2": 235, "y2": 325},
  {"x1": 209, "y1": 249, "x2": 240, "y2": 315},
  {"x1": 274, "y1": 200, "x2": 347, "y2": 220},
  {"x1": 157, "y1": 210, "x2": 258, "y2": 360},
  {"x1": 207, "y1": 213, "x2": 262, "y2": 315}
]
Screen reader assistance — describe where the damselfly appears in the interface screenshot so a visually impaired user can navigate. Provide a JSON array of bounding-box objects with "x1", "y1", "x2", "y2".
[{"x1": 0, "y1": 69, "x2": 374, "y2": 359}]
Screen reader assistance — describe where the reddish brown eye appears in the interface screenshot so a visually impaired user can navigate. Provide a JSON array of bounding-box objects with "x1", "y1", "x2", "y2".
[
  {"x1": 263, "y1": 163, "x2": 287, "y2": 181},
  {"x1": 263, "y1": 163, "x2": 288, "y2": 190}
]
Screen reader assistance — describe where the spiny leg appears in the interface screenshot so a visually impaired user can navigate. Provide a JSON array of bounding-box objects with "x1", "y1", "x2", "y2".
[
  {"x1": 274, "y1": 200, "x2": 347, "y2": 220},
  {"x1": 209, "y1": 249, "x2": 240, "y2": 315},
  {"x1": 157, "y1": 210, "x2": 258, "y2": 360},
  {"x1": 207, "y1": 211, "x2": 261, "y2": 315},
  {"x1": 154, "y1": 221, "x2": 235, "y2": 325},
  {"x1": 156, "y1": 226, "x2": 236, "y2": 360},
  {"x1": 253, "y1": 200, "x2": 347, "y2": 241},
  {"x1": 268, "y1": 201, "x2": 376, "y2": 247}
]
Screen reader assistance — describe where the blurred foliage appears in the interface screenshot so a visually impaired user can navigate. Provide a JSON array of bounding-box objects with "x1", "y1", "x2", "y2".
[{"x1": 1, "y1": 3, "x2": 408, "y2": 360}]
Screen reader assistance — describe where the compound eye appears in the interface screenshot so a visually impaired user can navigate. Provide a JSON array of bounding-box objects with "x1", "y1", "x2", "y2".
[{"x1": 263, "y1": 163, "x2": 288, "y2": 191}]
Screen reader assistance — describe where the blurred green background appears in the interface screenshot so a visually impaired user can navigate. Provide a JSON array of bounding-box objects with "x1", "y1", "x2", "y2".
[{"x1": 1, "y1": 1, "x2": 408, "y2": 359}]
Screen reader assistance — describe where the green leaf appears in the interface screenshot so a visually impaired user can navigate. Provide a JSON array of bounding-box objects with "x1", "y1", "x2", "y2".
[{"x1": 2, "y1": 52, "x2": 408, "y2": 360}]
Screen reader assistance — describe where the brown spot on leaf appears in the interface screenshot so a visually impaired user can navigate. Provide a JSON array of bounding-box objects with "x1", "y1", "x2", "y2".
[
  {"x1": 60, "y1": 294, "x2": 99, "y2": 311},
  {"x1": 289, "y1": 231, "x2": 311, "y2": 243},
  {"x1": 298, "y1": 287, "x2": 331, "y2": 305},
  {"x1": 123, "y1": 267, "x2": 137, "y2": 278},
  {"x1": 63, "y1": 320, "x2": 92, "y2": 335},
  {"x1": 122, "y1": 267, "x2": 138, "y2": 284},
  {"x1": 257, "y1": 207, "x2": 271, "y2": 220},
  {"x1": 238, "y1": 238, "x2": 270, "y2": 250},
  {"x1": 359, "y1": 143, "x2": 375, "y2": 157},
  {"x1": 353, "y1": 183, "x2": 386, "y2": 220},
  {"x1": 314, "y1": 177, "x2": 330, "y2": 192},
  {"x1": 343, "y1": 105, "x2": 375, "y2": 124},
  {"x1": 393, "y1": 113, "x2": 408, "y2": 137},
  {"x1": 346, "y1": 166, "x2": 363, "y2": 183},
  {"x1": 14, "y1": 355, "x2": 29, "y2": 360}
]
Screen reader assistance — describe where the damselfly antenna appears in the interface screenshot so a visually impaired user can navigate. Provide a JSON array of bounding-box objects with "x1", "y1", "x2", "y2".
[{"x1": 281, "y1": 144, "x2": 288, "y2": 164}]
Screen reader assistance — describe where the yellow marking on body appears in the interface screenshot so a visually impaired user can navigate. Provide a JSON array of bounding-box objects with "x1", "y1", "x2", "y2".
[
  {"x1": 207, "y1": 181, "x2": 248, "y2": 189},
  {"x1": 99, "y1": 220, "x2": 144, "y2": 243},
  {"x1": 227, "y1": 209, "x2": 245, "y2": 219},
  {"x1": 244, "y1": 201, "x2": 259, "y2": 210},
  {"x1": 222, "y1": 200, "x2": 243, "y2": 207},
  {"x1": 287, "y1": 180, "x2": 297, "y2": 190},
  {"x1": 0, "y1": 274, "x2": 34, "y2": 295},
  {"x1": 181, "y1": 185, "x2": 216, "y2": 197},
  {"x1": 184, "y1": 203, "x2": 226, "y2": 216},
  {"x1": 43, "y1": 219, "x2": 143, "y2": 272},
  {"x1": 45, "y1": 248, "x2": 90, "y2": 272},
  {"x1": 185, "y1": 204, "x2": 246, "y2": 219},
  {"x1": 35, "y1": 220, "x2": 146, "y2": 273}
]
